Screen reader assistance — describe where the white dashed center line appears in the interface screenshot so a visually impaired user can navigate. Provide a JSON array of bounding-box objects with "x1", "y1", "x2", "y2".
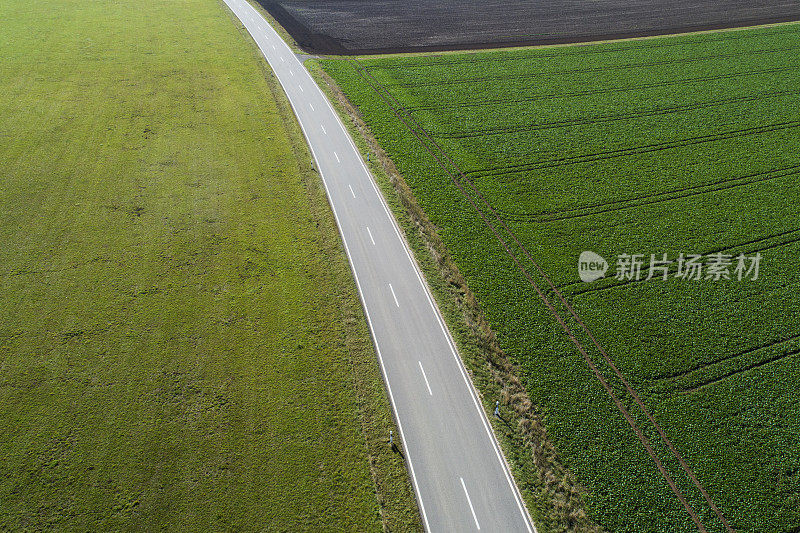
[
  {"x1": 418, "y1": 361, "x2": 433, "y2": 395},
  {"x1": 388, "y1": 283, "x2": 400, "y2": 307},
  {"x1": 309, "y1": 103, "x2": 314, "y2": 111},
  {"x1": 348, "y1": 184, "x2": 356, "y2": 198},
  {"x1": 334, "y1": 151, "x2": 340, "y2": 163},
  {"x1": 460, "y1": 478, "x2": 481, "y2": 530},
  {"x1": 321, "y1": 124, "x2": 327, "y2": 134},
  {"x1": 366, "y1": 226, "x2": 375, "y2": 245}
]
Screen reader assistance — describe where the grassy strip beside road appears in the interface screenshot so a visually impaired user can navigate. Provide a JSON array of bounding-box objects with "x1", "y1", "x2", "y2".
[{"x1": 0, "y1": 0, "x2": 420, "y2": 529}]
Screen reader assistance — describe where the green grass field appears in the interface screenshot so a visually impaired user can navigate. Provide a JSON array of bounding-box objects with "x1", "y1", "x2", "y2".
[
  {"x1": 321, "y1": 24, "x2": 800, "y2": 532},
  {"x1": 0, "y1": 0, "x2": 421, "y2": 529}
]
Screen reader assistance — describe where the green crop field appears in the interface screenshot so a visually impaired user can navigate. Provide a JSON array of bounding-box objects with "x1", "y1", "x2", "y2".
[
  {"x1": 321, "y1": 24, "x2": 800, "y2": 533},
  {"x1": 0, "y1": 0, "x2": 420, "y2": 530}
]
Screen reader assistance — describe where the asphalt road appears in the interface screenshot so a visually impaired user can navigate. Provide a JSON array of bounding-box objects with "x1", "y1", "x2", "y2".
[{"x1": 222, "y1": 1, "x2": 537, "y2": 531}]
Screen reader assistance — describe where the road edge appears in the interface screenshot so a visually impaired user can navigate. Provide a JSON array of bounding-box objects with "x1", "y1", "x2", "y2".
[{"x1": 308, "y1": 61, "x2": 608, "y2": 532}]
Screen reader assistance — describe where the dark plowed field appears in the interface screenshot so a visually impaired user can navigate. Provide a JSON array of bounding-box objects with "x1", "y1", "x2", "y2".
[{"x1": 255, "y1": 0, "x2": 800, "y2": 54}]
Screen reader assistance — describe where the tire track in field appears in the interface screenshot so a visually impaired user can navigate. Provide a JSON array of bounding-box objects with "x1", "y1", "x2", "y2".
[
  {"x1": 364, "y1": 25, "x2": 800, "y2": 71},
  {"x1": 349, "y1": 58, "x2": 734, "y2": 533},
  {"x1": 563, "y1": 232, "x2": 800, "y2": 297},
  {"x1": 493, "y1": 164, "x2": 800, "y2": 223},
  {"x1": 461, "y1": 120, "x2": 800, "y2": 179},
  {"x1": 385, "y1": 45, "x2": 798, "y2": 88},
  {"x1": 740, "y1": 234, "x2": 800, "y2": 255},
  {"x1": 683, "y1": 347, "x2": 800, "y2": 393},
  {"x1": 658, "y1": 333, "x2": 800, "y2": 383},
  {"x1": 405, "y1": 65, "x2": 800, "y2": 112},
  {"x1": 429, "y1": 89, "x2": 800, "y2": 139},
  {"x1": 562, "y1": 229, "x2": 800, "y2": 298}
]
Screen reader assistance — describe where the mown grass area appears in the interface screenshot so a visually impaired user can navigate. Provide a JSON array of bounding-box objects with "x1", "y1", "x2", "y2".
[
  {"x1": 0, "y1": 0, "x2": 421, "y2": 530},
  {"x1": 321, "y1": 24, "x2": 800, "y2": 533}
]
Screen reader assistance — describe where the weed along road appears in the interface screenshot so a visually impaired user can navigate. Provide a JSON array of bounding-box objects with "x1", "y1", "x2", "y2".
[{"x1": 222, "y1": 1, "x2": 536, "y2": 531}]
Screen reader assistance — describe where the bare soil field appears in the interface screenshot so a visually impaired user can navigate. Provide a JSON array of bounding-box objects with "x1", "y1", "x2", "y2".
[{"x1": 254, "y1": 0, "x2": 800, "y2": 54}]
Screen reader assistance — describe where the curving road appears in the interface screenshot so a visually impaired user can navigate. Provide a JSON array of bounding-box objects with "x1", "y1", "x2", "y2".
[{"x1": 222, "y1": 1, "x2": 537, "y2": 530}]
